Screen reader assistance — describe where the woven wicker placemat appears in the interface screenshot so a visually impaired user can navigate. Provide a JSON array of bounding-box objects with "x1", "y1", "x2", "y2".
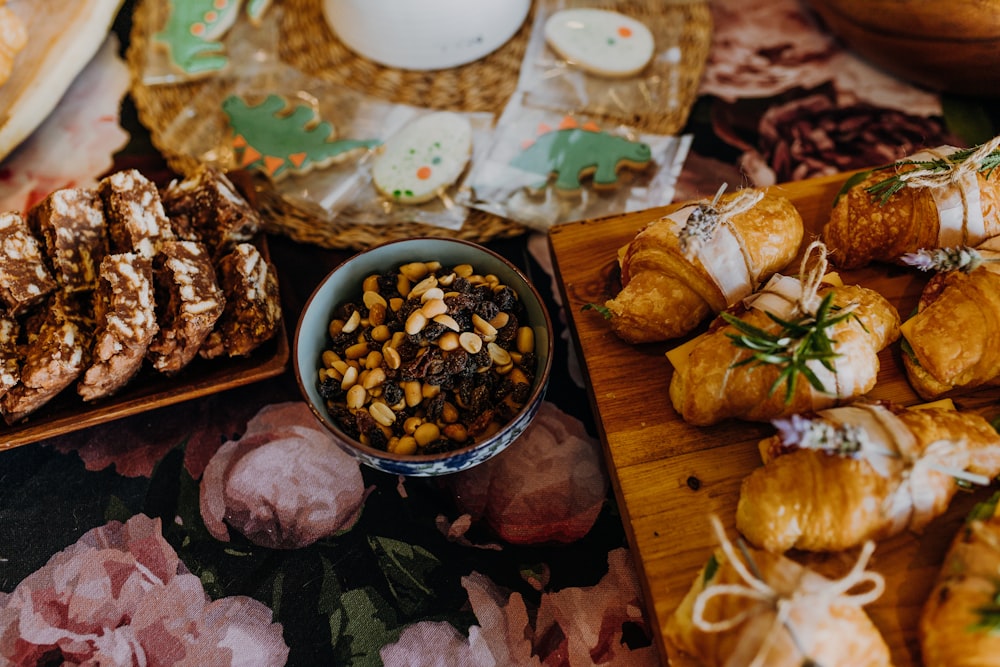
[{"x1": 128, "y1": 0, "x2": 712, "y2": 250}]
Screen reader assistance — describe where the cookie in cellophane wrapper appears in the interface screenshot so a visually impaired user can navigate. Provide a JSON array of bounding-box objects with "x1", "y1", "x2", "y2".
[
  {"x1": 140, "y1": 0, "x2": 280, "y2": 86},
  {"x1": 460, "y1": 94, "x2": 690, "y2": 230},
  {"x1": 150, "y1": 57, "x2": 496, "y2": 232},
  {"x1": 516, "y1": 0, "x2": 695, "y2": 132}
]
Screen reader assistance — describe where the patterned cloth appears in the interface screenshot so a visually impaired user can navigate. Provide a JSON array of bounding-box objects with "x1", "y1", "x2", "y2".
[{"x1": 2, "y1": 1, "x2": 998, "y2": 665}]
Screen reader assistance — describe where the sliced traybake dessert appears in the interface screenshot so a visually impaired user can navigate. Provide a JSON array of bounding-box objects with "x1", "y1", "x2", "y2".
[
  {"x1": 28, "y1": 186, "x2": 108, "y2": 292},
  {"x1": 200, "y1": 243, "x2": 280, "y2": 359},
  {"x1": 78, "y1": 252, "x2": 158, "y2": 401},
  {"x1": 98, "y1": 168, "x2": 175, "y2": 258},
  {"x1": 160, "y1": 165, "x2": 262, "y2": 258},
  {"x1": 0, "y1": 211, "x2": 56, "y2": 315},
  {"x1": 147, "y1": 240, "x2": 225, "y2": 374},
  {"x1": 2, "y1": 290, "x2": 93, "y2": 423}
]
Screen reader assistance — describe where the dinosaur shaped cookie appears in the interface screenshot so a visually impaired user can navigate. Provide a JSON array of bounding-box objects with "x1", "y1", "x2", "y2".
[
  {"x1": 154, "y1": 0, "x2": 272, "y2": 77},
  {"x1": 223, "y1": 94, "x2": 380, "y2": 180},
  {"x1": 510, "y1": 117, "x2": 652, "y2": 195}
]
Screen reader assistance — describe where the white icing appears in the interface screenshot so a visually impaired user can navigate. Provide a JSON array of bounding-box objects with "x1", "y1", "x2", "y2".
[
  {"x1": 544, "y1": 8, "x2": 654, "y2": 78},
  {"x1": 372, "y1": 112, "x2": 473, "y2": 205}
]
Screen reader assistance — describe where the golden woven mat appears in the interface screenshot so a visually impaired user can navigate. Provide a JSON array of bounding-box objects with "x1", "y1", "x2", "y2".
[{"x1": 128, "y1": 0, "x2": 712, "y2": 250}]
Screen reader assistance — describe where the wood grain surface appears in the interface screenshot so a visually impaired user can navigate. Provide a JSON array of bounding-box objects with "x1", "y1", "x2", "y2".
[{"x1": 548, "y1": 171, "x2": 1000, "y2": 666}]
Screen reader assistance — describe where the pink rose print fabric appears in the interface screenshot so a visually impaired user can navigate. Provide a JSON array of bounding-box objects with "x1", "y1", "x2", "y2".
[
  {"x1": 446, "y1": 400, "x2": 609, "y2": 544},
  {"x1": 380, "y1": 548, "x2": 656, "y2": 666},
  {"x1": 0, "y1": 514, "x2": 288, "y2": 665},
  {"x1": 200, "y1": 401, "x2": 367, "y2": 549}
]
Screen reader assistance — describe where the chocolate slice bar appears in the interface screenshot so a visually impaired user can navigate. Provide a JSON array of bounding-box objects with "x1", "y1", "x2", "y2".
[
  {"x1": 28, "y1": 187, "x2": 108, "y2": 292},
  {"x1": 78, "y1": 252, "x2": 158, "y2": 401},
  {"x1": 147, "y1": 240, "x2": 225, "y2": 374},
  {"x1": 0, "y1": 211, "x2": 57, "y2": 314},
  {"x1": 98, "y1": 168, "x2": 175, "y2": 258},
  {"x1": 200, "y1": 243, "x2": 281, "y2": 359}
]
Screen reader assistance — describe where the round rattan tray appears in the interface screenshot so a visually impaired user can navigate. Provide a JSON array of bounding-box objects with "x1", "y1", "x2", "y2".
[{"x1": 128, "y1": 0, "x2": 712, "y2": 250}]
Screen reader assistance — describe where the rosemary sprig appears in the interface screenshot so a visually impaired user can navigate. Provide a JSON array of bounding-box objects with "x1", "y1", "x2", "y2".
[
  {"x1": 970, "y1": 584, "x2": 1000, "y2": 634},
  {"x1": 582, "y1": 303, "x2": 612, "y2": 319},
  {"x1": 721, "y1": 291, "x2": 857, "y2": 404},
  {"x1": 865, "y1": 144, "x2": 1000, "y2": 205}
]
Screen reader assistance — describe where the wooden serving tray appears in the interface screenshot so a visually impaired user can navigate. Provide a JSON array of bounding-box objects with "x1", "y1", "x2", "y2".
[
  {"x1": 0, "y1": 237, "x2": 289, "y2": 451},
  {"x1": 548, "y1": 171, "x2": 1000, "y2": 666}
]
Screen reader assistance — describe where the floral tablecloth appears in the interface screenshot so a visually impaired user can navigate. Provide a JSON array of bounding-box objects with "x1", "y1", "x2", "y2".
[{"x1": 2, "y1": 1, "x2": 999, "y2": 665}]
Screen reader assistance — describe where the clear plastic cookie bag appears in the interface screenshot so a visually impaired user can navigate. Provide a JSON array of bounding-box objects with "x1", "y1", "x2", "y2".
[
  {"x1": 459, "y1": 93, "x2": 690, "y2": 230},
  {"x1": 332, "y1": 109, "x2": 496, "y2": 230},
  {"x1": 140, "y1": 0, "x2": 285, "y2": 86},
  {"x1": 150, "y1": 62, "x2": 402, "y2": 221},
  {"x1": 516, "y1": 0, "x2": 690, "y2": 127}
]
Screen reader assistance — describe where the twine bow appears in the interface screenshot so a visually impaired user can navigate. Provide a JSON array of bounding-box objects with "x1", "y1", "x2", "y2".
[
  {"x1": 679, "y1": 184, "x2": 764, "y2": 260},
  {"x1": 895, "y1": 137, "x2": 1000, "y2": 191},
  {"x1": 692, "y1": 516, "x2": 885, "y2": 667}
]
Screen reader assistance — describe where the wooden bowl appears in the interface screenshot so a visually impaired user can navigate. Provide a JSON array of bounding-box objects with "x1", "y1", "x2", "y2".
[{"x1": 806, "y1": 0, "x2": 1000, "y2": 96}]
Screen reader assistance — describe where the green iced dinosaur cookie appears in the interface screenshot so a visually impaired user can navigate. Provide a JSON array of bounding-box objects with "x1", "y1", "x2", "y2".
[
  {"x1": 154, "y1": 0, "x2": 272, "y2": 76},
  {"x1": 510, "y1": 119, "x2": 652, "y2": 194},
  {"x1": 222, "y1": 94, "x2": 380, "y2": 180}
]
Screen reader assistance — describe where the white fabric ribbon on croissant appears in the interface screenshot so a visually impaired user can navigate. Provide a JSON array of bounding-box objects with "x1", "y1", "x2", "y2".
[
  {"x1": 740, "y1": 241, "x2": 870, "y2": 401},
  {"x1": 667, "y1": 188, "x2": 765, "y2": 306},
  {"x1": 781, "y1": 403, "x2": 989, "y2": 534},
  {"x1": 899, "y1": 138, "x2": 1000, "y2": 247},
  {"x1": 692, "y1": 516, "x2": 884, "y2": 667}
]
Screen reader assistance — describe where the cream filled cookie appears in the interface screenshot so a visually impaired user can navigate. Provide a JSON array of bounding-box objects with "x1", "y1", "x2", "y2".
[
  {"x1": 544, "y1": 8, "x2": 654, "y2": 78},
  {"x1": 372, "y1": 112, "x2": 473, "y2": 205}
]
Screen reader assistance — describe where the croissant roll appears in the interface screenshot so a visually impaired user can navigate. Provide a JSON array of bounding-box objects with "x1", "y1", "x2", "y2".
[
  {"x1": 822, "y1": 141, "x2": 1000, "y2": 269},
  {"x1": 736, "y1": 403, "x2": 1000, "y2": 553},
  {"x1": 605, "y1": 189, "x2": 803, "y2": 343},
  {"x1": 901, "y1": 238, "x2": 1000, "y2": 400},
  {"x1": 666, "y1": 517, "x2": 890, "y2": 667},
  {"x1": 920, "y1": 493, "x2": 1000, "y2": 667},
  {"x1": 668, "y1": 245, "x2": 900, "y2": 425}
]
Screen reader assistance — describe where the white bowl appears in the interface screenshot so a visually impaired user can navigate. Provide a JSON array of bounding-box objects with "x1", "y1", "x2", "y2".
[
  {"x1": 294, "y1": 238, "x2": 553, "y2": 476},
  {"x1": 322, "y1": 0, "x2": 532, "y2": 71}
]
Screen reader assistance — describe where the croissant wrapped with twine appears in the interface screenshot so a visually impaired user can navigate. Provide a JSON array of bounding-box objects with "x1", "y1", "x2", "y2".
[
  {"x1": 736, "y1": 402, "x2": 1000, "y2": 553},
  {"x1": 900, "y1": 237, "x2": 1000, "y2": 400},
  {"x1": 605, "y1": 188, "x2": 803, "y2": 344},
  {"x1": 920, "y1": 492, "x2": 1000, "y2": 667},
  {"x1": 668, "y1": 242, "x2": 900, "y2": 426},
  {"x1": 666, "y1": 517, "x2": 891, "y2": 667},
  {"x1": 822, "y1": 140, "x2": 1000, "y2": 269}
]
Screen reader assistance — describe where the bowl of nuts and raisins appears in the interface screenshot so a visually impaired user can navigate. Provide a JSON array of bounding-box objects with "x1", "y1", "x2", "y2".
[{"x1": 294, "y1": 238, "x2": 553, "y2": 476}]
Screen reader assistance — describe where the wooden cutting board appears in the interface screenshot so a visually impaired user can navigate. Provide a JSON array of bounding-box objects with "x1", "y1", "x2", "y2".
[{"x1": 548, "y1": 171, "x2": 1000, "y2": 666}]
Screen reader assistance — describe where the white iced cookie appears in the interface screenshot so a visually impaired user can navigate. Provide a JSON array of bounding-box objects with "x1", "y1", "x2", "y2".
[
  {"x1": 372, "y1": 112, "x2": 473, "y2": 204},
  {"x1": 544, "y1": 8, "x2": 654, "y2": 78}
]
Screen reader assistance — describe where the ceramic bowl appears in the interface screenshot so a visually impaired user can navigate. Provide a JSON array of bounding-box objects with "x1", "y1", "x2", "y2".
[
  {"x1": 294, "y1": 238, "x2": 553, "y2": 476},
  {"x1": 321, "y1": 0, "x2": 532, "y2": 71},
  {"x1": 807, "y1": 0, "x2": 1000, "y2": 96}
]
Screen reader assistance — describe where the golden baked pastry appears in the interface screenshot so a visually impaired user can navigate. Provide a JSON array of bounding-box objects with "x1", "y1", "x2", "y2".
[
  {"x1": 920, "y1": 492, "x2": 1000, "y2": 667},
  {"x1": 900, "y1": 237, "x2": 1000, "y2": 400},
  {"x1": 736, "y1": 402, "x2": 1000, "y2": 553},
  {"x1": 605, "y1": 188, "x2": 803, "y2": 343},
  {"x1": 668, "y1": 243, "x2": 900, "y2": 426},
  {"x1": 823, "y1": 141, "x2": 1000, "y2": 269},
  {"x1": 0, "y1": 2, "x2": 27, "y2": 89},
  {"x1": 666, "y1": 517, "x2": 890, "y2": 667}
]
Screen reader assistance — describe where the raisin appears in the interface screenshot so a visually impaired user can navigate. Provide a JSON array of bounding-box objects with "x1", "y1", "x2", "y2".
[
  {"x1": 475, "y1": 300, "x2": 500, "y2": 322},
  {"x1": 318, "y1": 376, "x2": 343, "y2": 401},
  {"x1": 382, "y1": 382, "x2": 404, "y2": 406},
  {"x1": 493, "y1": 286, "x2": 517, "y2": 311}
]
